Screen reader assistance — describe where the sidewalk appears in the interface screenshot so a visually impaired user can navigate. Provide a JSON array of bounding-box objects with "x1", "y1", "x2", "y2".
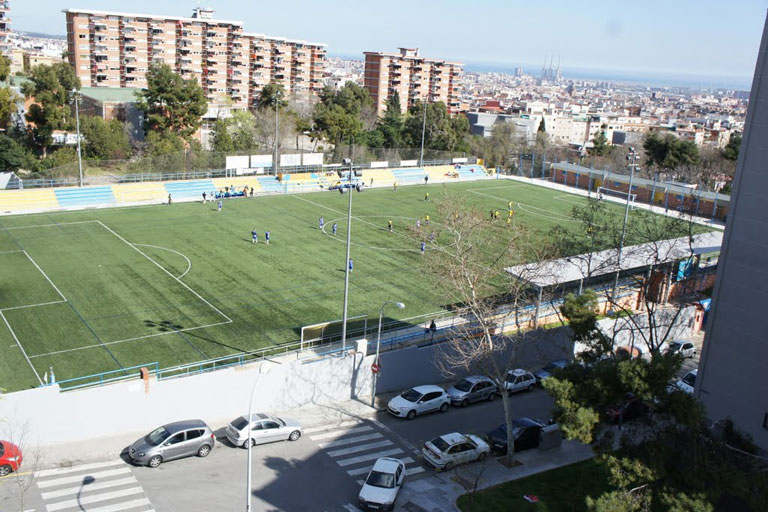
[{"x1": 395, "y1": 439, "x2": 594, "y2": 512}]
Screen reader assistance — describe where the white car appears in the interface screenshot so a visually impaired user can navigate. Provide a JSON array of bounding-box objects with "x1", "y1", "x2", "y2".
[
  {"x1": 504, "y1": 369, "x2": 536, "y2": 393},
  {"x1": 225, "y1": 413, "x2": 302, "y2": 447},
  {"x1": 675, "y1": 369, "x2": 697, "y2": 394},
  {"x1": 422, "y1": 432, "x2": 490, "y2": 471},
  {"x1": 387, "y1": 385, "x2": 450, "y2": 420},
  {"x1": 666, "y1": 340, "x2": 696, "y2": 359},
  {"x1": 357, "y1": 457, "x2": 405, "y2": 511}
]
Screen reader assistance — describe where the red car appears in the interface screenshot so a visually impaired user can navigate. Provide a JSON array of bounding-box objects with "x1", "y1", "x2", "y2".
[{"x1": 0, "y1": 440, "x2": 22, "y2": 476}]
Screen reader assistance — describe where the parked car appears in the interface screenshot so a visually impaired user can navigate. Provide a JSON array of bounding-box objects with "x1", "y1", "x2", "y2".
[
  {"x1": 422, "y1": 432, "x2": 490, "y2": 471},
  {"x1": 357, "y1": 457, "x2": 406, "y2": 511},
  {"x1": 0, "y1": 440, "x2": 22, "y2": 477},
  {"x1": 503, "y1": 369, "x2": 536, "y2": 393},
  {"x1": 666, "y1": 340, "x2": 696, "y2": 359},
  {"x1": 674, "y1": 369, "x2": 697, "y2": 394},
  {"x1": 387, "y1": 385, "x2": 450, "y2": 419},
  {"x1": 225, "y1": 413, "x2": 302, "y2": 448},
  {"x1": 605, "y1": 394, "x2": 649, "y2": 424},
  {"x1": 446, "y1": 375, "x2": 499, "y2": 407},
  {"x1": 129, "y1": 419, "x2": 215, "y2": 468},
  {"x1": 534, "y1": 360, "x2": 568, "y2": 383},
  {"x1": 486, "y1": 417, "x2": 546, "y2": 454}
]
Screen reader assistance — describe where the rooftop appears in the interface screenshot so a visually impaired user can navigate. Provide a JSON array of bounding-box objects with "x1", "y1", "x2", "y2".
[{"x1": 80, "y1": 86, "x2": 141, "y2": 103}]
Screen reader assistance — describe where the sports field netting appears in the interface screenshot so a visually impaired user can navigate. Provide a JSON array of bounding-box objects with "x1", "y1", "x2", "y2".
[{"x1": 0, "y1": 179, "x2": 701, "y2": 391}]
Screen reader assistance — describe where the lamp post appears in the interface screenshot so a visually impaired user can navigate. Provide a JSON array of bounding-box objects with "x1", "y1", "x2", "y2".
[
  {"x1": 273, "y1": 96, "x2": 280, "y2": 176},
  {"x1": 371, "y1": 301, "x2": 405, "y2": 407},
  {"x1": 418, "y1": 100, "x2": 427, "y2": 167},
  {"x1": 245, "y1": 363, "x2": 271, "y2": 512},
  {"x1": 613, "y1": 146, "x2": 638, "y2": 297},
  {"x1": 70, "y1": 89, "x2": 83, "y2": 187},
  {"x1": 340, "y1": 157, "x2": 354, "y2": 351}
]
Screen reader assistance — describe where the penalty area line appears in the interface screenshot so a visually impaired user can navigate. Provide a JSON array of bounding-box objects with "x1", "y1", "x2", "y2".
[{"x1": 0, "y1": 310, "x2": 43, "y2": 385}]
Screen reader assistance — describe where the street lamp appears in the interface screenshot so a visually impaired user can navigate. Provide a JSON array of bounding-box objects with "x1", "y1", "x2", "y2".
[
  {"x1": 273, "y1": 96, "x2": 280, "y2": 176},
  {"x1": 245, "y1": 362, "x2": 272, "y2": 512},
  {"x1": 70, "y1": 89, "x2": 84, "y2": 187},
  {"x1": 340, "y1": 157, "x2": 354, "y2": 351},
  {"x1": 371, "y1": 301, "x2": 405, "y2": 407},
  {"x1": 613, "y1": 146, "x2": 639, "y2": 297},
  {"x1": 418, "y1": 100, "x2": 427, "y2": 167}
]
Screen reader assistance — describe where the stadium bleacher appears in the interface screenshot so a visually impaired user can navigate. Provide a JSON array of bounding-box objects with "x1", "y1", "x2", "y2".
[
  {"x1": 0, "y1": 188, "x2": 59, "y2": 212},
  {"x1": 55, "y1": 186, "x2": 116, "y2": 208},
  {"x1": 164, "y1": 180, "x2": 216, "y2": 200}
]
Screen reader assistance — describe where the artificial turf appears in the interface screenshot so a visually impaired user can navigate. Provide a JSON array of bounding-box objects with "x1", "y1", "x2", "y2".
[{"x1": 0, "y1": 178, "x2": 648, "y2": 391}]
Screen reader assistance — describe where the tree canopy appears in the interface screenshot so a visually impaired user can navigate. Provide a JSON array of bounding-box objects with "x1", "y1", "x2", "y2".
[
  {"x1": 79, "y1": 116, "x2": 132, "y2": 160},
  {"x1": 643, "y1": 131, "x2": 700, "y2": 170},
  {"x1": 135, "y1": 63, "x2": 207, "y2": 141},
  {"x1": 312, "y1": 83, "x2": 374, "y2": 145},
  {"x1": 722, "y1": 133, "x2": 742, "y2": 162}
]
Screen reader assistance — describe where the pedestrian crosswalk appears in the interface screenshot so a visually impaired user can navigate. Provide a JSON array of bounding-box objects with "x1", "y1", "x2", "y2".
[
  {"x1": 306, "y1": 420, "x2": 425, "y2": 481},
  {"x1": 34, "y1": 460, "x2": 153, "y2": 512}
]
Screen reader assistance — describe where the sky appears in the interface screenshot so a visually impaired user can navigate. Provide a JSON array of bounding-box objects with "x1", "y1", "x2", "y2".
[{"x1": 13, "y1": 0, "x2": 768, "y2": 88}]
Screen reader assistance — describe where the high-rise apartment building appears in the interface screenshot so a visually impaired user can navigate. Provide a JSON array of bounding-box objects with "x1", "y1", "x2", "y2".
[
  {"x1": 695, "y1": 14, "x2": 768, "y2": 450},
  {"x1": 0, "y1": 0, "x2": 11, "y2": 56},
  {"x1": 363, "y1": 48, "x2": 462, "y2": 117},
  {"x1": 63, "y1": 8, "x2": 326, "y2": 108}
]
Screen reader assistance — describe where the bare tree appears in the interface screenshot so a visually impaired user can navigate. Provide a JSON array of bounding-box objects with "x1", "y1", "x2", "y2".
[
  {"x1": 1, "y1": 418, "x2": 42, "y2": 512},
  {"x1": 423, "y1": 193, "x2": 552, "y2": 466}
]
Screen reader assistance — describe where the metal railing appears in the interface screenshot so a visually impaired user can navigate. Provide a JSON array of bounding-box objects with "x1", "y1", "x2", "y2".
[{"x1": 53, "y1": 362, "x2": 159, "y2": 391}]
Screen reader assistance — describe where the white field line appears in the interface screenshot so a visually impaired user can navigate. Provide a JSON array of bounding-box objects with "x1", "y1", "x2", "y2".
[
  {"x1": 22, "y1": 251, "x2": 67, "y2": 301},
  {"x1": 36, "y1": 460, "x2": 124, "y2": 478},
  {"x1": 0, "y1": 299, "x2": 67, "y2": 312},
  {"x1": 0, "y1": 310, "x2": 42, "y2": 385},
  {"x1": 513, "y1": 202, "x2": 579, "y2": 223},
  {"x1": 0, "y1": 249, "x2": 24, "y2": 254},
  {"x1": 133, "y1": 243, "x2": 192, "y2": 279},
  {"x1": 96, "y1": 221, "x2": 231, "y2": 323},
  {"x1": 465, "y1": 183, "x2": 527, "y2": 192},
  {"x1": 336, "y1": 448, "x2": 404, "y2": 467},
  {"x1": 28, "y1": 319, "x2": 233, "y2": 358},
  {"x1": 0, "y1": 220, "x2": 100, "y2": 230}
]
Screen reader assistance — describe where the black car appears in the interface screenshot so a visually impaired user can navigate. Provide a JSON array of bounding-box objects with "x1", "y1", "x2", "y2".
[
  {"x1": 486, "y1": 417, "x2": 545, "y2": 454},
  {"x1": 605, "y1": 395, "x2": 649, "y2": 424}
]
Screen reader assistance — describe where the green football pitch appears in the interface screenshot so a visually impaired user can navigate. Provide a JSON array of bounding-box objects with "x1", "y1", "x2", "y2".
[{"x1": 0, "y1": 179, "x2": 635, "y2": 391}]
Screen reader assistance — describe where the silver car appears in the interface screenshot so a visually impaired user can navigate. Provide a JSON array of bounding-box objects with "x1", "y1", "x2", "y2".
[
  {"x1": 666, "y1": 340, "x2": 696, "y2": 359},
  {"x1": 225, "y1": 413, "x2": 302, "y2": 447},
  {"x1": 446, "y1": 376, "x2": 499, "y2": 407},
  {"x1": 129, "y1": 419, "x2": 215, "y2": 468}
]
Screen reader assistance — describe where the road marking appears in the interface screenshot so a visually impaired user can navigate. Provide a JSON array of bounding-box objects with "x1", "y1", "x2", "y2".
[
  {"x1": 406, "y1": 467, "x2": 425, "y2": 476},
  {"x1": 336, "y1": 448, "x2": 404, "y2": 467},
  {"x1": 303, "y1": 420, "x2": 362, "y2": 434},
  {"x1": 318, "y1": 432, "x2": 382, "y2": 448},
  {"x1": 36, "y1": 467, "x2": 131, "y2": 489},
  {"x1": 36, "y1": 460, "x2": 124, "y2": 478},
  {"x1": 346, "y1": 457, "x2": 416, "y2": 477},
  {"x1": 342, "y1": 504, "x2": 362, "y2": 512},
  {"x1": 327, "y1": 440, "x2": 394, "y2": 458},
  {"x1": 308, "y1": 425, "x2": 373, "y2": 441},
  {"x1": 62, "y1": 497, "x2": 151, "y2": 512},
  {"x1": 40, "y1": 476, "x2": 138, "y2": 500},
  {"x1": 46, "y1": 487, "x2": 143, "y2": 511}
]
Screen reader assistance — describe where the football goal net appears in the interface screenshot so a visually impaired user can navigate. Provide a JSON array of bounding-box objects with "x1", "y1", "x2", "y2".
[{"x1": 596, "y1": 186, "x2": 637, "y2": 207}]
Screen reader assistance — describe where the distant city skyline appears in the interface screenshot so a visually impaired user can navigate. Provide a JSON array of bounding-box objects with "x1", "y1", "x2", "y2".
[{"x1": 12, "y1": 0, "x2": 766, "y2": 89}]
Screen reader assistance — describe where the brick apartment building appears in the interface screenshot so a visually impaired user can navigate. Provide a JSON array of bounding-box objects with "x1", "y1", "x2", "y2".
[
  {"x1": 0, "y1": 0, "x2": 11, "y2": 56},
  {"x1": 63, "y1": 7, "x2": 326, "y2": 109},
  {"x1": 363, "y1": 48, "x2": 462, "y2": 117}
]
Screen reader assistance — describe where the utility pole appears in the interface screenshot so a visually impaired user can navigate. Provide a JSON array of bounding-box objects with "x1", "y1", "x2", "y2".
[
  {"x1": 419, "y1": 100, "x2": 427, "y2": 167},
  {"x1": 71, "y1": 89, "x2": 84, "y2": 187},
  {"x1": 613, "y1": 147, "x2": 638, "y2": 297},
  {"x1": 273, "y1": 97, "x2": 280, "y2": 176},
  {"x1": 340, "y1": 156, "x2": 354, "y2": 352}
]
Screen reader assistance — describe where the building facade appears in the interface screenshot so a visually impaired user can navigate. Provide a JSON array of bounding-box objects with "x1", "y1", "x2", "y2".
[
  {"x1": 63, "y1": 8, "x2": 326, "y2": 109},
  {"x1": 0, "y1": 0, "x2": 10, "y2": 55},
  {"x1": 363, "y1": 48, "x2": 462, "y2": 117},
  {"x1": 695, "y1": 14, "x2": 768, "y2": 451}
]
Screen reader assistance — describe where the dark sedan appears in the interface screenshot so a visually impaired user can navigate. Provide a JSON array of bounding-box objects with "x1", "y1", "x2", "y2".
[{"x1": 486, "y1": 417, "x2": 545, "y2": 454}]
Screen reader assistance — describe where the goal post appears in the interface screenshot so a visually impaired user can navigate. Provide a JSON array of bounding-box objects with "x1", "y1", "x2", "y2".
[
  {"x1": 596, "y1": 186, "x2": 637, "y2": 207},
  {"x1": 300, "y1": 314, "x2": 368, "y2": 351}
]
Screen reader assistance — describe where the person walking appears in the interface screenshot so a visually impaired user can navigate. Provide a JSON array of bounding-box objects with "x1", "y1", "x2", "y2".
[
  {"x1": 218, "y1": 200, "x2": 223, "y2": 212},
  {"x1": 332, "y1": 222, "x2": 338, "y2": 236},
  {"x1": 168, "y1": 194, "x2": 172, "y2": 205},
  {"x1": 348, "y1": 258, "x2": 354, "y2": 273},
  {"x1": 265, "y1": 230, "x2": 270, "y2": 245},
  {"x1": 387, "y1": 219, "x2": 393, "y2": 232},
  {"x1": 202, "y1": 192, "x2": 207, "y2": 204}
]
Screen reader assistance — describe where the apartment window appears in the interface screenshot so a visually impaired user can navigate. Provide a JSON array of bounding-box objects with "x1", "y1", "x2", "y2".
[{"x1": 79, "y1": 34, "x2": 86, "y2": 39}]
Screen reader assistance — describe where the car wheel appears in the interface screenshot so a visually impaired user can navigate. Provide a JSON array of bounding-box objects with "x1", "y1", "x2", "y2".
[
  {"x1": 148, "y1": 455, "x2": 162, "y2": 468},
  {"x1": 443, "y1": 462, "x2": 454, "y2": 471},
  {"x1": 439, "y1": 403, "x2": 449, "y2": 413},
  {"x1": 197, "y1": 445, "x2": 211, "y2": 457},
  {"x1": 527, "y1": 384, "x2": 534, "y2": 392},
  {"x1": 488, "y1": 392, "x2": 497, "y2": 402},
  {"x1": 289, "y1": 430, "x2": 301, "y2": 441},
  {"x1": 406, "y1": 410, "x2": 417, "y2": 420},
  {"x1": 0, "y1": 464, "x2": 11, "y2": 477},
  {"x1": 478, "y1": 451, "x2": 488, "y2": 461},
  {"x1": 691, "y1": 351, "x2": 696, "y2": 358},
  {"x1": 460, "y1": 399, "x2": 469, "y2": 408}
]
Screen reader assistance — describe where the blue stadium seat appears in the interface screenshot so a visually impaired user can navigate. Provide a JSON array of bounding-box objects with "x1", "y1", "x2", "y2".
[
  {"x1": 54, "y1": 186, "x2": 117, "y2": 207},
  {"x1": 164, "y1": 180, "x2": 216, "y2": 199}
]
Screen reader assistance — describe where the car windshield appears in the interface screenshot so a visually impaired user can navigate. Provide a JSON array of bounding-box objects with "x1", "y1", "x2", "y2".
[
  {"x1": 505, "y1": 373, "x2": 518, "y2": 382},
  {"x1": 365, "y1": 470, "x2": 395, "y2": 489},
  {"x1": 401, "y1": 389, "x2": 422, "y2": 402},
  {"x1": 145, "y1": 426, "x2": 171, "y2": 446},
  {"x1": 454, "y1": 379, "x2": 473, "y2": 392},
  {"x1": 431, "y1": 437, "x2": 451, "y2": 452},
  {"x1": 231, "y1": 417, "x2": 249, "y2": 431},
  {"x1": 682, "y1": 373, "x2": 697, "y2": 386},
  {"x1": 0, "y1": 443, "x2": 4, "y2": 457},
  {"x1": 669, "y1": 342, "x2": 682, "y2": 352}
]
